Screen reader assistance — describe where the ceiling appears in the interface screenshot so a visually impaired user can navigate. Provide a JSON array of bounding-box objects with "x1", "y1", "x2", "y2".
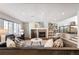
[{"x1": 0, "y1": 3, "x2": 78, "y2": 22}]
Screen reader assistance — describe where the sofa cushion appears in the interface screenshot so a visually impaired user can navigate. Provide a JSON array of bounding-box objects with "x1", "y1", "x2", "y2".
[
  {"x1": 6, "y1": 38, "x2": 16, "y2": 47},
  {"x1": 0, "y1": 42, "x2": 6, "y2": 47},
  {"x1": 44, "y1": 39, "x2": 53, "y2": 48},
  {"x1": 53, "y1": 39, "x2": 63, "y2": 48}
]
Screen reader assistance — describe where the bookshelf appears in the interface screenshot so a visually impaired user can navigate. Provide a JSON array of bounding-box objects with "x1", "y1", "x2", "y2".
[{"x1": 48, "y1": 23, "x2": 58, "y2": 38}]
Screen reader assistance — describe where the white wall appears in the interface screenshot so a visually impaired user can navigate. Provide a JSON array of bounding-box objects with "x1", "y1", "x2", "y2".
[
  {"x1": 57, "y1": 16, "x2": 77, "y2": 26},
  {"x1": 0, "y1": 11, "x2": 23, "y2": 24},
  {"x1": 23, "y1": 22, "x2": 29, "y2": 37}
]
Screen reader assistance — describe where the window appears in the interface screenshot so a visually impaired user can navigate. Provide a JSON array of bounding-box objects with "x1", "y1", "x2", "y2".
[
  {"x1": 14, "y1": 23, "x2": 17, "y2": 34},
  {"x1": 0, "y1": 19, "x2": 4, "y2": 28},
  {"x1": 18, "y1": 24, "x2": 22, "y2": 34},
  {"x1": 8, "y1": 22, "x2": 13, "y2": 34},
  {"x1": 4, "y1": 20, "x2": 22, "y2": 35},
  {"x1": 14, "y1": 23, "x2": 22, "y2": 35},
  {"x1": 4, "y1": 20, "x2": 9, "y2": 34}
]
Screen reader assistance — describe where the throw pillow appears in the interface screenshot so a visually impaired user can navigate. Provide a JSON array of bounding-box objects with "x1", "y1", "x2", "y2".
[
  {"x1": 53, "y1": 39, "x2": 63, "y2": 48},
  {"x1": 44, "y1": 39, "x2": 53, "y2": 48},
  {"x1": 6, "y1": 38, "x2": 16, "y2": 47}
]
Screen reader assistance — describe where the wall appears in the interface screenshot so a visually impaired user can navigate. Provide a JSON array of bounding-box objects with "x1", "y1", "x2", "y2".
[
  {"x1": 0, "y1": 11, "x2": 23, "y2": 24},
  {"x1": 57, "y1": 16, "x2": 77, "y2": 26},
  {"x1": 22, "y1": 22, "x2": 29, "y2": 38}
]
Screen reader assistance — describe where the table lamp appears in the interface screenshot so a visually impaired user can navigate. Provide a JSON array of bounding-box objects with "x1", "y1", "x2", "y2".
[{"x1": 0, "y1": 28, "x2": 7, "y2": 42}]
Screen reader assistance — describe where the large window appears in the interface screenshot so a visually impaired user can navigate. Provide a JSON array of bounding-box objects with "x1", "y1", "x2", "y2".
[
  {"x1": 8, "y1": 22, "x2": 13, "y2": 34},
  {"x1": 4, "y1": 20, "x2": 22, "y2": 35},
  {"x1": 4, "y1": 20, "x2": 9, "y2": 34},
  {"x1": 4, "y1": 20, "x2": 8, "y2": 30},
  {"x1": 0, "y1": 19, "x2": 4, "y2": 28},
  {"x1": 18, "y1": 24, "x2": 22, "y2": 34},
  {"x1": 14, "y1": 23, "x2": 19, "y2": 35}
]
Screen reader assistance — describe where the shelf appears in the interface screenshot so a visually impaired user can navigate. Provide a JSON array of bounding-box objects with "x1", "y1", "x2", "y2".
[
  {"x1": 48, "y1": 31, "x2": 53, "y2": 32},
  {"x1": 70, "y1": 26, "x2": 78, "y2": 28}
]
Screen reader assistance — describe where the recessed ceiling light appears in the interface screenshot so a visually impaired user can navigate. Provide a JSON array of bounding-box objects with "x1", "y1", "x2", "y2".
[
  {"x1": 54, "y1": 19, "x2": 56, "y2": 20},
  {"x1": 62, "y1": 12, "x2": 65, "y2": 15}
]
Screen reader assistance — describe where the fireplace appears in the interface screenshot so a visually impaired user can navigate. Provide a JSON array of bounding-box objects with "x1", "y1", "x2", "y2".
[
  {"x1": 31, "y1": 28, "x2": 48, "y2": 38},
  {"x1": 39, "y1": 32, "x2": 46, "y2": 38},
  {"x1": 31, "y1": 29, "x2": 37, "y2": 38}
]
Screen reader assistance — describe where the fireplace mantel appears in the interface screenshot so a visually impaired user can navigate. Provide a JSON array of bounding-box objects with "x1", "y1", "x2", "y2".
[{"x1": 30, "y1": 28, "x2": 48, "y2": 38}]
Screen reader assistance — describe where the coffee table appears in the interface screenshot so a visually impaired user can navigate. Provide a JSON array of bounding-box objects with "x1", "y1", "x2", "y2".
[{"x1": 31, "y1": 38, "x2": 43, "y2": 46}]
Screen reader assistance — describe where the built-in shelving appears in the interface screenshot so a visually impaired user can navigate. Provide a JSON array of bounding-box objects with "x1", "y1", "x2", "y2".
[{"x1": 48, "y1": 23, "x2": 58, "y2": 38}]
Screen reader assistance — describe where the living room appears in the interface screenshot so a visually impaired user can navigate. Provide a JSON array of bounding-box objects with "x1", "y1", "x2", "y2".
[{"x1": 0, "y1": 3, "x2": 78, "y2": 50}]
